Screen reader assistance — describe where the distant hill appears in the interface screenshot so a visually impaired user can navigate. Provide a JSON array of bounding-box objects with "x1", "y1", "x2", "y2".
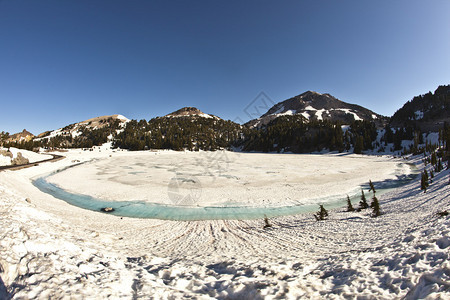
[
  {"x1": 390, "y1": 85, "x2": 450, "y2": 131},
  {"x1": 7, "y1": 129, "x2": 35, "y2": 143},
  {"x1": 35, "y1": 114, "x2": 129, "y2": 148},
  {"x1": 113, "y1": 107, "x2": 243, "y2": 151},
  {"x1": 247, "y1": 91, "x2": 384, "y2": 128}
]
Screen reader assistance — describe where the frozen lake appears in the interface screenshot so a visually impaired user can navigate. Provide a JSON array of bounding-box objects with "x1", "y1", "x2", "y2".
[{"x1": 33, "y1": 151, "x2": 416, "y2": 220}]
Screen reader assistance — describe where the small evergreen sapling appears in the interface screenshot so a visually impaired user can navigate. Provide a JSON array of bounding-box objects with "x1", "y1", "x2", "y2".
[
  {"x1": 359, "y1": 189, "x2": 369, "y2": 210},
  {"x1": 263, "y1": 215, "x2": 272, "y2": 229},
  {"x1": 314, "y1": 205, "x2": 328, "y2": 221},
  {"x1": 370, "y1": 195, "x2": 381, "y2": 217},
  {"x1": 420, "y1": 171, "x2": 429, "y2": 192},
  {"x1": 346, "y1": 195, "x2": 355, "y2": 212},
  {"x1": 368, "y1": 180, "x2": 376, "y2": 195}
]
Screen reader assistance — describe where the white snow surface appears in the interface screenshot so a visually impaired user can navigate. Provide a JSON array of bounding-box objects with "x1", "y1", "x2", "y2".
[
  {"x1": 425, "y1": 132, "x2": 440, "y2": 145},
  {"x1": 0, "y1": 149, "x2": 449, "y2": 299},
  {"x1": 0, "y1": 148, "x2": 52, "y2": 166},
  {"x1": 337, "y1": 108, "x2": 363, "y2": 121},
  {"x1": 0, "y1": 154, "x2": 11, "y2": 166},
  {"x1": 45, "y1": 152, "x2": 409, "y2": 207},
  {"x1": 415, "y1": 110, "x2": 424, "y2": 120},
  {"x1": 116, "y1": 114, "x2": 130, "y2": 122}
]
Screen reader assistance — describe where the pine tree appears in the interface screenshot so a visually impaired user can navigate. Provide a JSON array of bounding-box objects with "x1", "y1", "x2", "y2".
[
  {"x1": 346, "y1": 195, "x2": 355, "y2": 212},
  {"x1": 354, "y1": 135, "x2": 364, "y2": 154},
  {"x1": 314, "y1": 205, "x2": 328, "y2": 221},
  {"x1": 370, "y1": 196, "x2": 381, "y2": 217},
  {"x1": 431, "y1": 152, "x2": 437, "y2": 166},
  {"x1": 420, "y1": 171, "x2": 429, "y2": 192},
  {"x1": 359, "y1": 189, "x2": 369, "y2": 209},
  {"x1": 368, "y1": 180, "x2": 376, "y2": 195}
]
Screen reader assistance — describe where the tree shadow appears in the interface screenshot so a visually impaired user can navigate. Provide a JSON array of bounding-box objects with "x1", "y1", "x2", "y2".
[{"x1": 0, "y1": 275, "x2": 12, "y2": 300}]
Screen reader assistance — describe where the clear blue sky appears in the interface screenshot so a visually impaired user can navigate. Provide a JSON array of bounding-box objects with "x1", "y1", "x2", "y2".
[{"x1": 1, "y1": 0, "x2": 449, "y2": 135}]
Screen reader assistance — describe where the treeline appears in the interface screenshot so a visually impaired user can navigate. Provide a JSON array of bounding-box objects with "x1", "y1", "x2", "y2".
[
  {"x1": 240, "y1": 115, "x2": 378, "y2": 154},
  {"x1": 113, "y1": 117, "x2": 244, "y2": 151}
]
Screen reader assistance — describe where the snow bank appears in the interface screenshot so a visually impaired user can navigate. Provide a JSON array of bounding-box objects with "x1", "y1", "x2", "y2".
[{"x1": 0, "y1": 148, "x2": 53, "y2": 166}]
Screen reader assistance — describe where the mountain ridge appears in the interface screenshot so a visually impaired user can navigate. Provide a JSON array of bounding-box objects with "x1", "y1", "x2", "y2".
[
  {"x1": 247, "y1": 91, "x2": 384, "y2": 128},
  {"x1": 390, "y1": 85, "x2": 450, "y2": 131},
  {"x1": 2, "y1": 85, "x2": 449, "y2": 155}
]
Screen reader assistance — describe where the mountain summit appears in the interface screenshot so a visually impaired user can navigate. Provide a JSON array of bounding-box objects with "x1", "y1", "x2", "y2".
[
  {"x1": 248, "y1": 91, "x2": 381, "y2": 128},
  {"x1": 165, "y1": 107, "x2": 218, "y2": 119},
  {"x1": 8, "y1": 129, "x2": 34, "y2": 143}
]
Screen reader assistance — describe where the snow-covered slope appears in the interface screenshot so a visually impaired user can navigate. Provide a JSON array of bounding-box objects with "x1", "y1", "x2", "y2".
[
  {"x1": 0, "y1": 147, "x2": 52, "y2": 166},
  {"x1": 0, "y1": 150, "x2": 448, "y2": 299},
  {"x1": 36, "y1": 114, "x2": 129, "y2": 141},
  {"x1": 247, "y1": 91, "x2": 383, "y2": 128}
]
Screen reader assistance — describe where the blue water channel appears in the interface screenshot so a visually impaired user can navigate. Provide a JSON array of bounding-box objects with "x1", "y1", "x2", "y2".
[{"x1": 32, "y1": 163, "x2": 419, "y2": 221}]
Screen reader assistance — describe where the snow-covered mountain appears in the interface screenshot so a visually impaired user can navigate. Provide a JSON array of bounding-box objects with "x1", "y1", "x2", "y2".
[
  {"x1": 164, "y1": 107, "x2": 220, "y2": 120},
  {"x1": 34, "y1": 114, "x2": 129, "y2": 148},
  {"x1": 36, "y1": 114, "x2": 129, "y2": 141},
  {"x1": 247, "y1": 91, "x2": 382, "y2": 128}
]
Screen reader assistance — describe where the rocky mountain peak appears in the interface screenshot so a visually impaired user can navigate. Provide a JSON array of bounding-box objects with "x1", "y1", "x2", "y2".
[
  {"x1": 247, "y1": 91, "x2": 382, "y2": 128},
  {"x1": 8, "y1": 129, "x2": 34, "y2": 143},
  {"x1": 165, "y1": 107, "x2": 218, "y2": 119}
]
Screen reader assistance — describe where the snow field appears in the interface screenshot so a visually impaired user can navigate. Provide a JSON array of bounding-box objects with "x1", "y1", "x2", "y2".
[
  {"x1": 0, "y1": 148, "x2": 52, "y2": 166},
  {"x1": 0, "y1": 149, "x2": 448, "y2": 299}
]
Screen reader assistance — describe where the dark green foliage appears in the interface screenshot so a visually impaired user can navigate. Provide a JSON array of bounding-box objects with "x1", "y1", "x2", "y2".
[
  {"x1": 242, "y1": 116, "x2": 346, "y2": 153},
  {"x1": 0, "y1": 131, "x2": 9, "y2": 147},
  {"x1": 420, "y1": 171, "x2": 429, "y2": 192},
  {"x1": 242, "y1": 116, "x2": 377, "y2": 154},
  {"x1": 346, "y1": 195, "x2": 355, "y2": 212},
  {"x1": 349, "y1": 120, "x2": 378, "y2": 152},
  {"x1": 114, "y1": 117, "x2": 243, "y2": 151},
  {"x1": 314, "y1": 205, "x2": 328, "y2": 221},
  {"x1": 353, "y1": 135, "x2": 364, "y2": 154},
  {"x1": 431, "y1": 152, "x2": 437, "y2": 166},
  {"x1": 391, "y1": 85, "x2": 450, "y2": 128},
  {"x1": 370, "y1": 196, "x2": 381, "y2": 217},
  {"x1": 359, "y1": 189, "x2": 369, "y2": 209}
]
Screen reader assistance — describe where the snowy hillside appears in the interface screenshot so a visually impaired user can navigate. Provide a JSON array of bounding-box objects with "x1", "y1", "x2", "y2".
[
  {"x1": 247, "y1": 91, "x2": 383, "y2": 128},
  {"x1": 0, "y1": 149, "x2": 448, "y2": 299},
  {"x1": 36, "y1": 114, "x2": 129, "y2": 141}
]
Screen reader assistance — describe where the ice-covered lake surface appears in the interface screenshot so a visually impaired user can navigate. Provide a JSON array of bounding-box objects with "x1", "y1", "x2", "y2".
[{"x1": 33, "y1": 151, "x2": 417, "y2": 220}]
